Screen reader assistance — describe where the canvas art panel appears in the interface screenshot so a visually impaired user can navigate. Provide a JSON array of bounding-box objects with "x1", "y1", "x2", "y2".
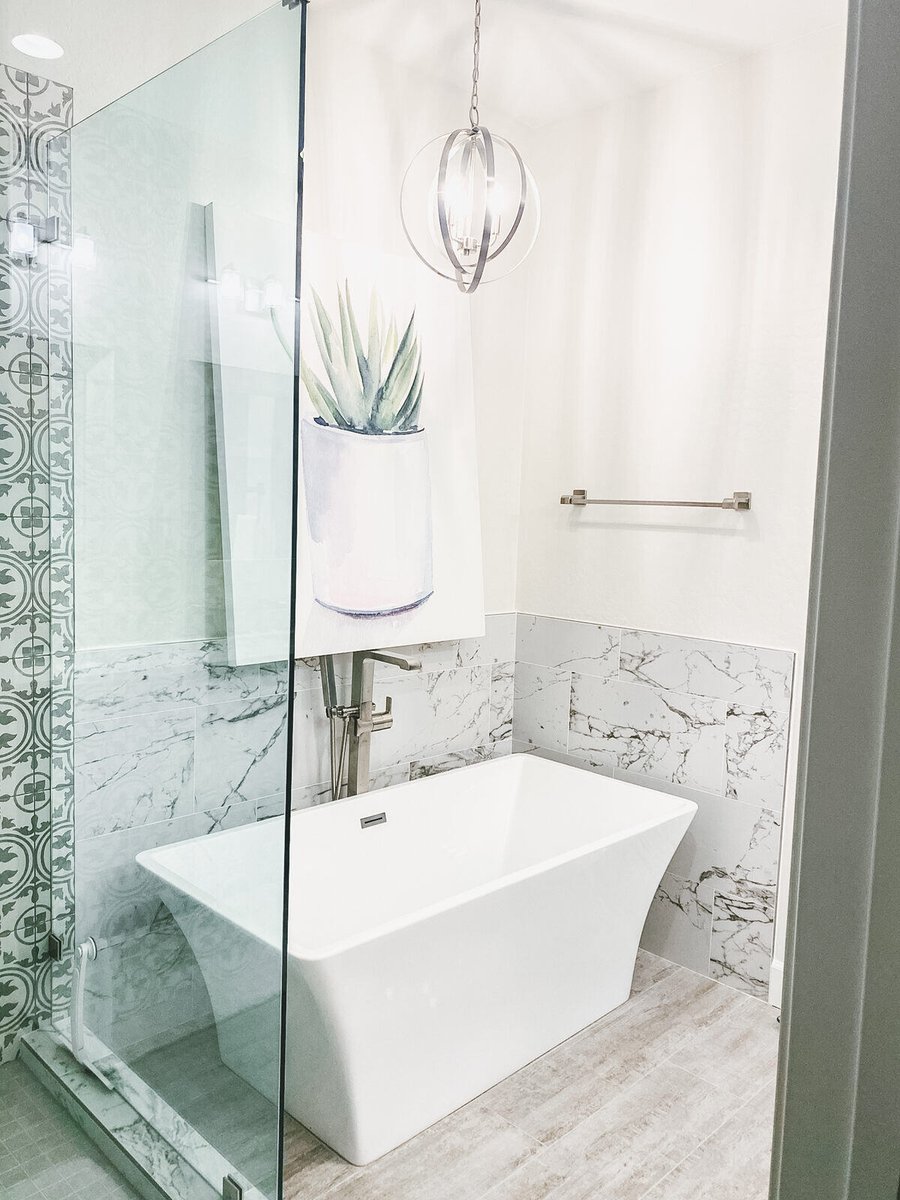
[{"x1": 294, "y1": 234, "x2": 485, "y2": 657}]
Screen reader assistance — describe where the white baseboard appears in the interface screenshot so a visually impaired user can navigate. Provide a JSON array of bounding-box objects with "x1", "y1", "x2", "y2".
[{"x1": 768, "y1": 958, "x2": 784, "y2": 1008}]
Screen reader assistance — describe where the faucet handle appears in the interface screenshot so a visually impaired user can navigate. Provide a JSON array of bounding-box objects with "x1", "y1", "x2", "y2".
[{"x1": 372, "y1": 695, "x2": 393, "y2": 733}]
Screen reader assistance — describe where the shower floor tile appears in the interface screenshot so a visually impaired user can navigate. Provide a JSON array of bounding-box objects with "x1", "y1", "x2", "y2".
[
  {"x1": 282, "y1": 952, "x2": 780, "y2": 1200},
  {"x1": 0, "y1": 1059, "x2": 141, "y2": 1200}
]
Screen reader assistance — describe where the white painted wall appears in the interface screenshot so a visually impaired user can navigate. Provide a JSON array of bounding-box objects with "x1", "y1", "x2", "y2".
[{"x1": 513, "y1": 22, "x2": 847, "y2": 998}]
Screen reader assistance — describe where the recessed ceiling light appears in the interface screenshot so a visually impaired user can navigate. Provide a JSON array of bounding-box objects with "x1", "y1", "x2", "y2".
[{"x1": 11, "y1": 33, "x2": 64, "y2": 60}]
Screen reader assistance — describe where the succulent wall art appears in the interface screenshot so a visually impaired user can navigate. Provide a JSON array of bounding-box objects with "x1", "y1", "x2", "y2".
[
  {"x1": 300, "y1": 286, "x2": 434, "y2": 622},
  {"x1": 302, "y1": 285, "x2": 424, "y2": 435}
]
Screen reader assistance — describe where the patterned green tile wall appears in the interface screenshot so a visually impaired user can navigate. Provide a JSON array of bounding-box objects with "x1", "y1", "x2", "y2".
[{"x1": 0, "y1": 64, "x2": 72, "y2": 1062}]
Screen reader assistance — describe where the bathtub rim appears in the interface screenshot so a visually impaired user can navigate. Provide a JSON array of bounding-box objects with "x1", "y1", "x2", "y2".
[{"x1": 136, "y1": 756, "x2": 697, "y2": 962}]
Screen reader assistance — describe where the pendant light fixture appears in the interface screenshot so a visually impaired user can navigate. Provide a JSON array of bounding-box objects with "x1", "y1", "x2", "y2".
[{"x1": 400, "y1": 0, "x2": 540, "y2": 294}]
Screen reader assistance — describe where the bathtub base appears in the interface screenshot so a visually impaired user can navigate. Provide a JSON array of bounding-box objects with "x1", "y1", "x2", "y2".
[
  {"x1": 136, "y1": 755, "x2": 696, "y2": 1168},
  {"x1": 285, "y1": 836, "x2": 677, "y2": 1166}
]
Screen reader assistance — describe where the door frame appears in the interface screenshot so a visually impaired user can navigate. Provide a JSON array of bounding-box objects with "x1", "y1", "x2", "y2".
[{"x1": 771, "y1": 1, "x2": 900, "y2": 1196}]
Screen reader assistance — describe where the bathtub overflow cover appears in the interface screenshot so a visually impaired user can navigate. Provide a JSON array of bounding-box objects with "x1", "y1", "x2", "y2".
[{"x1": 360, "y1": 812, "x2": 387, "y2": 829}]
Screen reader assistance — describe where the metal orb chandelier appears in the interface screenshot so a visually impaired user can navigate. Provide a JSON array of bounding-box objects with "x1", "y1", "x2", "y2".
[{"x1": 400, "y1": 0, "x2": 540, "y2": 294}]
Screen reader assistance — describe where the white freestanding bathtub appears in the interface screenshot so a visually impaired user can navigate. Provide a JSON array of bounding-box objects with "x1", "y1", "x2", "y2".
[{"x1": 137, "y1": 754, "x2": 695, "y2": 1165}]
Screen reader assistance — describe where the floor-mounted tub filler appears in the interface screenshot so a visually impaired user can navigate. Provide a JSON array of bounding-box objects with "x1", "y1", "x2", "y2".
[{"x1": 137, "y1": 754, "x2": 696, "y2": 1165}]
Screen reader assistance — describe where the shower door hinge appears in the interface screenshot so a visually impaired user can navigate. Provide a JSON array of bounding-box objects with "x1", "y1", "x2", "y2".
[
  {"x1": 40, "y1": 216, "x2": 60, "y2": 244},
  {"x1": 222, "y1": 1176, "x2": 245, "y2": 1200},
  {"x1": 47, "y1": 932, "x2": 63, "y2": 961},
  {"x1": 281, "y1": 0, "x2": 302, "y2": 8}
]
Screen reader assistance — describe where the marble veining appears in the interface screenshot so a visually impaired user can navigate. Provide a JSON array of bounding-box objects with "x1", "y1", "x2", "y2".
[
  {"x1": 19, "y1": 1030, "x2": 222, "y2": 1200},
  {"x1": 570, "y1": 676, "x2": 726, "y2": 794},
  {"x1": 75, "y1": 640, "x2": 260, "y2": 720},
  {"x1": 725, "y1": 705, "x2": 789, "y2": 811},
  {"x1": 510, "y1": 615, "x2": 794, "y2": 997},
  {"x1": 512, "y1": 661, "x2": 571, "y2": 752},
  {"x1": 710, "y1": 883, "x2": 776, "y2": 997},
  {"x1": 517, "y1": 614, "x2": 620, "y2": 679},
  {"x1": 74, "y1": 710, "x2": 195, "y2": 838},
  {"x1": 69, "y1": 611, "x2": 788, "y2": 1065},
  {"x1": 75, "y1": 800, "x2": 257, "y2": 945},
  {"x1": 369, "y1": 664, "x2": 493, "y2": 772},
  {"x1": 194, "y1": 693, "x2": 289, "y2": 810},
  {"x1": 620, "y1": 629, "x2": 793, "y2": 712},
  {"x1": 489, "y1": 662, "x2": 514, "y2": 749},
  {"x1": 70, "y1": 619, "x2": 515, "y2": 1058}
]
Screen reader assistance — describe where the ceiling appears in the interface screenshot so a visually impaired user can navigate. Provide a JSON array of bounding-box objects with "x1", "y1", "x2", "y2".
[{"x1": 0, "y1": 0, "x2": 847, "y2": 124}]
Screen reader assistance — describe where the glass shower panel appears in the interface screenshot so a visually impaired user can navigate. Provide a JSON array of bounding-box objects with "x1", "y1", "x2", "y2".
[{"x1": 47, "y1": 5, "x2": 302, "y2": 1197}]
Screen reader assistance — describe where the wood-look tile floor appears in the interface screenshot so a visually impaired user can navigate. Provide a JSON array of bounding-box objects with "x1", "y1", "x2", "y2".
[{"x1": 283, "y1": 952, "x2": 780, "y2": 1200}]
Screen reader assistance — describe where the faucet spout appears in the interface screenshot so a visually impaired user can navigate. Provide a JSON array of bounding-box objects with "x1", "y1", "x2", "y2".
[{"x1": 363, "y1": 650, "x2": 422, "y2": 672}]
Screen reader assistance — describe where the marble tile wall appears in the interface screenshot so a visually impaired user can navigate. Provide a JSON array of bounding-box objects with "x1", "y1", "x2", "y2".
[
  {"x1": 0, "y1": 65, "x2": 72, "y2": 1062},
  {"x1": 72, "y1": 608, "x2": 785, "y2": 1058},
  {"x1": 513, "y1": 615, "x2": 794, "y2": 999},
  {"x1": 71, "y1": 642, "x2": 290, "y2": 1056},
  {"x1": 70, "y1": 613, "x2": 515, "y2": 1055}
]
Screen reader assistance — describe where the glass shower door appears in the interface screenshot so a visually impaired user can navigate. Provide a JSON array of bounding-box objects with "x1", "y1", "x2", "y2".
[{"x1": 45, "y1": 5, "x2": 303, "y2": 1196}]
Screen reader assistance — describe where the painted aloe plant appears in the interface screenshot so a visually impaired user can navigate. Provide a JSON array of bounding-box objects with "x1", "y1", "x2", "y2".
[{"x1": 302, "y1": 284, "x2": 424, "y2": 434}]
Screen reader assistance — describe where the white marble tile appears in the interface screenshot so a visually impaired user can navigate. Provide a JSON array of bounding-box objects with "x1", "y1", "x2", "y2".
[
  {"x1": 649, "y1": 781, "x2": 781, "y2": 892},
  {"x1": 257, "y1": 782, "x2": 332, "y2": 819},
  {"x1": 370, "y1": 666, "x2": 492, "y2": 773},
  {"x1": 489, "y1": 661, "x2": 514, "y2": 750},
  {"x1": 481, "y1": 612, "x2": 518, "y2": 666},
  {"x1": 733, "y1": 806, "x2": 782, "y2": 890},
  {"x1": 373, "y1": 614, "x2": 511, "y2": 679},
  {"x1": 75, "y1": 639, "x2": 260, "y2": 720},
  {"x1": 259, "y1": 659, "x2": 291, "y2": 696},
  {"x1": 513, "y1": 662, "x2": 571, "y2": 753},
  {"x1": 194, "y1": 693, "x2": 289, "y2": 809},
  {"x1": 291, "y1": 687, "x2": 333, "y2": 789},
  {"x1": 514, "y1": 743, "x2": 615, "y2": 778},
  {"x1": 640, "y1": 868, "x2": 714, "y2": 977},
  {"x1": 620, "y1": 629, "x2": 793, "y2": 712},
  {"x1": 710, "y1": 883, "x2": 776, "y2": 999},
  {"x1": 375, "y1": 640, "x2": 467, "y2": 680},
  {"x1": 83, "y1": 914, "x2": 210, "y2": 1058},
  {"x1": 74, "y1": 710, "x2": 195, "y2": 839},
  {"x1": 369, "y1": 762, "x2": 413, "y2": 791},
  {"x1": 638, "y1": 783, "x2": 781, "y2": 985},
  {"x1": 409, "y1": 746, "x2": 496, "y2": 780},
  {"x1": 726, "y1": 704, "x2": 789, "y2": 811},
  {"x1": 21, "y1": 1030, "x2": 225, "y2": 1200},
  {"x1": 570, "y1": 675, "x2": 726, "y2": 792},
  {"x1": 75, "y1": 800, "x2": 257, "y2": 943},
  {"x1": 517, "y1": 614, "x2": 620, "y2": 679}
]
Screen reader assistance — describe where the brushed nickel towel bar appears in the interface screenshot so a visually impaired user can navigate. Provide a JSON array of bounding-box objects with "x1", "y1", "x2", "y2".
[{"x1": 560, "y1": 489, "x2": 752, "y2": 511}]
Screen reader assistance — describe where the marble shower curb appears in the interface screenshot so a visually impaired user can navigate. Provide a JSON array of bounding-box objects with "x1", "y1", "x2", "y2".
[{"x1": 19, "y1": 1029, "x2": 232, "y2": 1200}]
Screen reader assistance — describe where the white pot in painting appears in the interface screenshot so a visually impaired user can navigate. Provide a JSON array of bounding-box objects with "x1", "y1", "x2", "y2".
[{"x1": 301, "y1": 418, "x2": 434, "y2": 616}]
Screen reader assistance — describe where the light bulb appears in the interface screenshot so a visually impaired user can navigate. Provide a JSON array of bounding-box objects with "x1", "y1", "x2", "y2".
[{"x1": 12, "y1": 33, "x2": 64, "y2": 59}]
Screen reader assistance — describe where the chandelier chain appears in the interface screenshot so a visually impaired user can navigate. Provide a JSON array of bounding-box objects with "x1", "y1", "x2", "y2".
[{"x1": 469, "y1": 0, "x2": 481, "y2": 129}]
